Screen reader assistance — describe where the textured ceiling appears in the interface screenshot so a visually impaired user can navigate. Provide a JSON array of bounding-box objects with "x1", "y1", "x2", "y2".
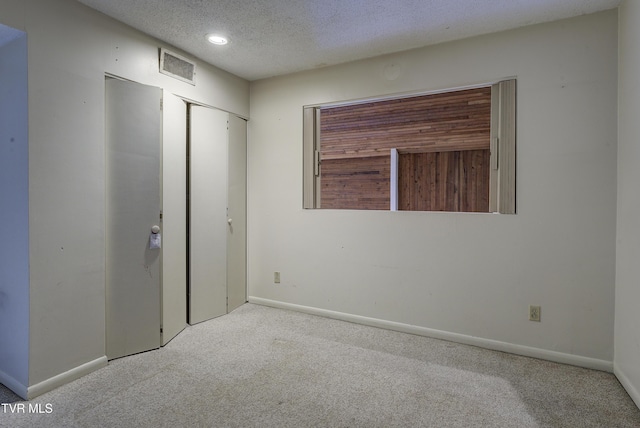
[{"x1": 75, "y1": 0, "x2": 621, "y2": 81}]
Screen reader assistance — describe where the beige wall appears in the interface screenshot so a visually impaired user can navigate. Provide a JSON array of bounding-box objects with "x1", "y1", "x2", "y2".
[
  {"x1": 0, "y1": 31, "x2": 29, "y2": 395},
  {"x1": 248, "y1": 11, "x2": 618, "y2": 367},
  {"x1": 0, "y1": 0, "x2": 249, "y2": 397},
  {"x1": 615, "y1": 0, "x2": 640, "y2": 409}
]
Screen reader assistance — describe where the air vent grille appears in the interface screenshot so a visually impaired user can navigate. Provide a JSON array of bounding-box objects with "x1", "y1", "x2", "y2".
[{"x1": 159, "y1": 48, "x2": 196, "y2": 85}]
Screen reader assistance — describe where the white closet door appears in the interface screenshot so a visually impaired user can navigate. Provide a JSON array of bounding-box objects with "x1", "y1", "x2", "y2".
[
  {"x1": 161, "y1": 92, "x2": 188, "y2": 344},
  {"x1": 189, "y1": 106, "x2": 228, "y2": 324},
  {"x1": 106, "y1": 78, "x2": 161, "y2": 360},
  {"x1": 227, "y1": 115, "x2": 247, "y2": 312}
]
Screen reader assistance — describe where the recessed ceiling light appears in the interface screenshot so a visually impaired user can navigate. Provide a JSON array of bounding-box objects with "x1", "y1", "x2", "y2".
[{"x1": 207, "y1": 34, "x2": 228, "y2": 45}]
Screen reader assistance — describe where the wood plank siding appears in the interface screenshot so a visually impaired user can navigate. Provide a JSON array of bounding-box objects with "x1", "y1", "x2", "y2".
[
  {"x1": 398, "y1": 150, "x2": 490, "y2": 212},
  {"x1": 319, "y1": 86, "x2": 491, "y2": 211},
  {"x1": 321, "y1": 155, "x2": 390, "y2": 210}
]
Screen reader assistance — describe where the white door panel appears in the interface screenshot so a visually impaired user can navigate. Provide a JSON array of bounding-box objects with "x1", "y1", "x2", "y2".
[
  {"x1": 227, "y1": 115, "x2": 247, "y2": 312},
  {"x1": 106, "y1": 78, "x2": 161, "y2": 360},
  {"x1": 189, "y1": 106, "x2": 228, "y2": 324},
  {"x1": 161, "y1": 91, "x2": 188, "y2": 344}
]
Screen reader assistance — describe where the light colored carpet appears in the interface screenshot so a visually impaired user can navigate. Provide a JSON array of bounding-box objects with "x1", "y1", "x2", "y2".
[{"x1": 1, "y1": 303, "x2": 639, "y2": 427}]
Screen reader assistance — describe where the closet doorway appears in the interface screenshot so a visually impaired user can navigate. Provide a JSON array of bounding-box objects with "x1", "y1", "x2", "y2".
[
  {"x1": 105, "y1": 79, "x2": 247, "y2": 359},
  {"x1": 189, "y1": 105, "x2": 247, "y2": 324}
]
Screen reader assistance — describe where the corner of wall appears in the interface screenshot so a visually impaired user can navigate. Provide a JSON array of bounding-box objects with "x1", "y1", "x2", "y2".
[
  {"x1": 0, "y1": 369, "x2": 28, "y2": 400},
  {"x1": 614, "y1": 364, "x2": 640, "y2": 410},
  {"x1": 0, "y1": 28, "x2": 29, "y2": 400},
  {"x1": 615, "y1": 0, "x2": 640, "y2": 411}
]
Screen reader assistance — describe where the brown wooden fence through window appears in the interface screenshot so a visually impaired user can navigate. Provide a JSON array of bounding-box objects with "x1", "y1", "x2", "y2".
[{"x1": 319, "y1": 86, "x2": 492, "y2": 211}]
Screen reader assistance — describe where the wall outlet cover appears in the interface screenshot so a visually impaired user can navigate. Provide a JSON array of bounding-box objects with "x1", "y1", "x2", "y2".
[{"x1": 529, "y1": 305, "x2": 541, "y2": 322}]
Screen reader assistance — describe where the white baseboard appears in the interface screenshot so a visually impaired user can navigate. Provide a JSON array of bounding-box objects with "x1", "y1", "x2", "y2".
[
  {"x1": 248, "y1": 296, "x2": 613, "y2": 373},
  {"x1": 27, "y1": 356, "x2": 108, "y2": 400},
  {"x1": 0, "y1": 368, "x2": 28, "y2": 400},
  {"x1": 614, "y1": 363, "x2": 640, "y2": 410}
]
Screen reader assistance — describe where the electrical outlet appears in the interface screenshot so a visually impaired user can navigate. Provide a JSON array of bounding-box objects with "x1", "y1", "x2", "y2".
[
  {"x1": 529, "y1": 305, "x2": 541, "y2": 322},
  {"x1": 274, "y1": 271, "x2": 281, "y2": 284}
]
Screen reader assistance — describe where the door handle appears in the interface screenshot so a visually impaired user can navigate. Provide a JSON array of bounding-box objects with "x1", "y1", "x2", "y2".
[
  {"x1": 151, "y1": 225, "x2": 160, "y2": 234},
  {"x1": 227, "y1": 218, "x2": 233, "y2": 225}
]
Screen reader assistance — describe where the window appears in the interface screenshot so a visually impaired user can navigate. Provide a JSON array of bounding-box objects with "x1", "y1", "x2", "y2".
[{"x1": 303, "y1": 79, "x2": 516, "y2": 214}]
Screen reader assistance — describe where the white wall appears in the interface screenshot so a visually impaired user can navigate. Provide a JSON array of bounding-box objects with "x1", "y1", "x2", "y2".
[
  {"x1": 248, "y1": 11, "x2": 618, "y2": 366},
  {"x1": 615, "y1": 0, "x2": 640, "y2": 409},
  {"x1": 0, "y1": 30, "x2": 29, "y2": 396},
  {"x1": 0, "y1": 0, "x2": 249, "y2": 397}
]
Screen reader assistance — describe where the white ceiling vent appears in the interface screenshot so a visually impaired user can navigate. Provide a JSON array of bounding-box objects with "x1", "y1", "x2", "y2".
[{"x1": 159, "y1": 48, "x2": 196, "y2": 85}]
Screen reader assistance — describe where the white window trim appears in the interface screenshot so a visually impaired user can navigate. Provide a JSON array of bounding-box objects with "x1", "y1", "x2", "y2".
[
  {"x1": 390, "y1": 148, "x2": 399, "y2": 212},
  {"x1": 489, "y1": 79, "x2": 517, "y2": 214}
]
